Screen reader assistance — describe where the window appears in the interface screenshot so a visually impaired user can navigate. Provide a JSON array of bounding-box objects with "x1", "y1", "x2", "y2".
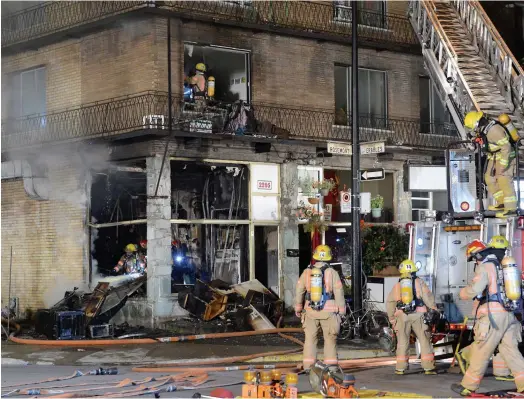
[
  {"x1": 334, "y1": 65, "x2": 387, "y2": 127},
  {"x1": 333, "y1": 1, "x2": 387, "y2": 29},
  {"x1": 8, "y1": 67, "x2": 46, "y2": 118},
  {"x1": 183, "y1": 44, "x2": 250, "y2": 103},
  {"x1": 411, "y1": 191, "x2": 433, "y2": 221},
  {"x1": 419, "y1": 77, "x2": 456, "y2": 136}
]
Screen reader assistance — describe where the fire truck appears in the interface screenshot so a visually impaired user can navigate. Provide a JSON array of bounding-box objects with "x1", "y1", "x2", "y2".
[{"x1": 405, "y1": 142, "x2": 524, "y2": 360}]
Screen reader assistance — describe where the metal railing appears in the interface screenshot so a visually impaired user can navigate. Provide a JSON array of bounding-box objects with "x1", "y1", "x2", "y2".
[
  {"x1": 451, "y1": 0, "x2": 524, "y2": 113},
  {"x1": 1, "y1": 1, "x2": 150, "y2": 48},
  {"x1": 2, "y1": 1, "x2": 419, "y2": 52},
  {"x1": 408, "y1": 0, "x2": 479, "y2": 140},
  {"x1": 1, "y1": 91, "x2": 458, "y2": 151}
]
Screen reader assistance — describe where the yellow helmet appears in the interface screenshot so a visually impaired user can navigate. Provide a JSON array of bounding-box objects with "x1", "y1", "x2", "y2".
[
  {"x1": 312, "y1": 245, "x2": 332, "y2": 262},
  {"x1": 488, "y1": 235, "x2": 510, "y2": 249},
  {"x1": 125, "y1": 243, "x2": 138, "y2": 252},
  {"x1": 464, "y1": 111, "x2": 484, "y2": 130},
  {"x1": 398, "y1": 259, "x2": 418, "y2": 274},
  {"x1": 195, "y1": 63, "x2": 206, "y2": 72}
]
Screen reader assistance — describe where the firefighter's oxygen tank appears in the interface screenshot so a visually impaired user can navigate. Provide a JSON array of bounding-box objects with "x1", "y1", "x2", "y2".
[
  {"x1": 207, "y1": 76, "x2": 215, "y2": 99},
  {"x1": 310, "y1": 267, "x2": 323, "y2": 304},
  {"x1": 400, "y1": 274, "x2": 414, "y2": 305},
  {"x1": 498, "y1": 114, "x2": 520, "y2": 143},
  {"x1": 501, "y1": 256, "x2": 522, "y2": 301}
]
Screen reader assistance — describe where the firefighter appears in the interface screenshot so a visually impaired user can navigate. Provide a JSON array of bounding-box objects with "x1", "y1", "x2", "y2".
[
  {"x1": 294, "y1": 245, "x2": 345, "y2": 370},
  {"x1": 451, "y1": 238, "x2": 524, "y2": 396},
  {"x1": 188, "y1": 63, "x2": 207, "y2": 109},
  {"x1": 457, "y1": 237, "x2": 514, "y2": 382},
  {"x1": 138, "y1": 239, "x2": 147, "y2": 267},
  {"x1": 464, "y1": 111, "x2": 518, "y2": 218},
  {"x1": 386, "y1": 259, "x2": 438, "y2": 375},
  {"x1": 113, "y1": 243, "x2": 147, "y2": 275}
]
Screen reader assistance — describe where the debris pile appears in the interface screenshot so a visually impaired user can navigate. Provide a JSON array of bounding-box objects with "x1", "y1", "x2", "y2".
[
  {"x1": 178, "y1": 279, "x2": 283, "y2": 331},
  {"x1": 34, "y1": 275, "x2": 146, "y2": 340}
]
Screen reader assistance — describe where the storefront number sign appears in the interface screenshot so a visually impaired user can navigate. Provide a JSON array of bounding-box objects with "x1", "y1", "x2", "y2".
[{"x1": 257, "y1": 180, "x2": 272, "y2": 190}]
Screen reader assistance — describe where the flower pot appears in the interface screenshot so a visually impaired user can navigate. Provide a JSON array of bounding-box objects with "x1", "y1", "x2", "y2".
[
  {"x1": 371, "y1": 208, "x2": 382, "y2": 218},
  {"x1": 320, "y1": 188, "x2": 330, "y2": 196},
  {"x1": 308, "y1": 197, "x2": 320, "y2": 205},
  {"x1": 373, "y1": 265, "x2": 400, "y2": 277}
]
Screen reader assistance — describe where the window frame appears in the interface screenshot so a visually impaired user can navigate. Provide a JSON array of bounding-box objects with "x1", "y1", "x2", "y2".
[
  {"x1": 334, "y1": 64, "x2": 388, "y2": 126},
  {"x1": 411, "y1": 191, "x2": 433, "y2": 222},
  {"x1": 8, "y1": 66, "x2": 47, "y2": 119},
  {"x1": 333, "y1": 1, "x2": 388, "y2": 29},
  {"x1": 419, "y1": 76, "x2": 455, "y2": 136}
]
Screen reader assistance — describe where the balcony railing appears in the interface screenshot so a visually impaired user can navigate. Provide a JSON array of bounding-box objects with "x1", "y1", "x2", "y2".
[
  {"x1": 1, "y1": 91, "x2": 458, "y2": 151},
  {"x1": 2, "y1": 1, "x2": 419, "y2": 53}
]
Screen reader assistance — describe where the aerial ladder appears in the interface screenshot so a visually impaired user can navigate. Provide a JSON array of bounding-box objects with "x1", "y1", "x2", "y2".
[
  {"x1": 408, "y1": 1, "x2": 523, "y2": 140},
  {"x1": 402, "y1": 1, "x2": 524, "y2": 355}
]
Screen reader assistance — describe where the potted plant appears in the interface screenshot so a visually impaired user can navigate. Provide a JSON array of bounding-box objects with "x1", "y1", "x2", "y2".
[
  {"x1": 313, "y1": 178, "x2": 336, "y2": 197},
  {"x1": 296, "y1": 201, "x2": 327, "y2": 233},
  {"x1": 370, "y1": 194, "x2": 384, "y2": 218},
  {"x1": 361, "y1": 224, "x2": 409, "y2": 276},
  {"x1": 299, "y1": 175, "x2": 319, "y2": 204}
]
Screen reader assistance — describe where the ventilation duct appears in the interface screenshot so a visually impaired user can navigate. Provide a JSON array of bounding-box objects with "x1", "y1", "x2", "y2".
[{"x1": 1, "y1": 160, "x2": 50, "y2": 200}]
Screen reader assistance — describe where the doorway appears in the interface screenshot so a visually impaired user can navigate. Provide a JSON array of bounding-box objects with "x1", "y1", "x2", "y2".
[{"x1": 254, "y1": 226, "x2": 279, "y2": 293}]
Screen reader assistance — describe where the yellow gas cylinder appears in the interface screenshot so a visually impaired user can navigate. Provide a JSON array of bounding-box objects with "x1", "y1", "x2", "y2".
[
  {"x1": 400, "y1": 274, "x2": 414, "y2": 305},
  {"x1": 207, "y1": 76, "x2": 215, "y2": 98},
  {"x1": 501, "y1": 256, "x2": 522, "y2": 301},
  {"x1": 310, "y1": 267, "x2": 323, "y2": 304},
  {"x1": 498, "y1": 114, "x2": 520, "y2": 143}
]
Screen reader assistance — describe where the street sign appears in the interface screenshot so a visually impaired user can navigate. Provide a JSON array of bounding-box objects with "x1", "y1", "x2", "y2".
[
  {"x1": 361, "y1": 141, "x2": 385, "y2": 155},
  {"x1": 327, "y1": 141, "x2": 351, "y2": 156},
  {"x1": 340, "y1": 191, "x2": 351, "y2": 213},
  {"x1": 360, "y1": 168, "x2": 385, "y2": 181}
]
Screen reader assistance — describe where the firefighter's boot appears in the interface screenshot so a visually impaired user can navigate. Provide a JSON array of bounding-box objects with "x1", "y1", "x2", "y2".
[
  {"x1": 494, "y1": 374, "x2": 514, "y2": 382},
  {"x1": 424, "y1": 369, "x2": 437, "y2": 375},
  {"x1": 451, "y1": 383, "x2": 474, "y2": 397},
  {"x1": 394, "y1": 369, "x2": 405, "y2": 375},
  {"x1": 488, "y1": 204, "x2": 504, "y2": 211},
  {"x1": 496, "y1": 209, "x2": 517, "y2": 218}
]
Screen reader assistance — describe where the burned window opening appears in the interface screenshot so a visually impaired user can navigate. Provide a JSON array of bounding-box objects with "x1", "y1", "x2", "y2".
[
  {"x1": 170, "y1": 161, "x2": 250, "y2": 289},
  {"x1": 90, "y1": 167, "x2": 147, "y2": 281}
]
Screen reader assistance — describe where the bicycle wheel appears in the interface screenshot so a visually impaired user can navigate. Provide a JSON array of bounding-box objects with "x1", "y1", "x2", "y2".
[
  {"x1": 363, "y1": 311, "x2": 390, "y2": 340},
  {"x1": 338, "y1": 314, "x2": 354, "y2": 341}
]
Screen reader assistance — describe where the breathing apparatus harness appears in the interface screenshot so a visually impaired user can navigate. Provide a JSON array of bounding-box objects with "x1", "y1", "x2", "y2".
[
  {"x1": 305, "y1": 264, "x2": 334, "y2": 311},
  {"x1": 396, "y1": 274, "x2": 425, "y2": 314},
  {"x1": 478, "y1": 255, "x2": 518, "y2": 312}
]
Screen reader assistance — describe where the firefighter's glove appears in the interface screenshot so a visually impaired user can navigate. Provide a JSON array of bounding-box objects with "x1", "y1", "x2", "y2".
[{"x1": 295, "y1": 311, "x2": 301, "y2": 318}]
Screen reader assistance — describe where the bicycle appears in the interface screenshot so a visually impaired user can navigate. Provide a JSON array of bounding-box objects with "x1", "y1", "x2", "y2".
[{"x1": 339, "y1": 287, "x2": 390, "y2": 341}]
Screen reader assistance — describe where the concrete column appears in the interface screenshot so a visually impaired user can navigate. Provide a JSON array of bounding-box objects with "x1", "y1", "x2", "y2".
[
  {"x1": 394, "y1": 169, "x2": 411, "y2": 223},
  {"x1": 146, "y1": 155, "x2": 172, "y2": 319},
  {"x1": 280, "y1": 162, "x2": 300, "y2": 309}
]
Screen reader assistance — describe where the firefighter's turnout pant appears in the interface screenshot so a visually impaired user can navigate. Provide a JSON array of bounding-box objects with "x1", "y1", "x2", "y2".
[
  {"x1": 485, "y1": 154, "x2": 517, "y2": 211},
  {"x1": 461, "y1": 311, "x2": 524, "y2": 392},
  {"x1": 303, "y1": 311, "x2": 340, "y2": 369},
  {"x1": 394, "y1": 311, "x2": 435, "y2": 371},
  {"x1": 461, "y1": 344, "x2": 510, "y2": 377}
]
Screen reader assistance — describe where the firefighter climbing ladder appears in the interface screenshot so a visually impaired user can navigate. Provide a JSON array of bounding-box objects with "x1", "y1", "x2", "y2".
[{"x1": 408, "y1": 0, "x2": 524, "y2": 140}]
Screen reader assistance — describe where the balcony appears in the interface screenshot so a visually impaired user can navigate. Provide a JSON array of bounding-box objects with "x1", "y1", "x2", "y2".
[
  {"x1": 1, "y1": 91, "x2": 458, "y2": 152},
  {"x1": 2, "y1": 1, "x2": 420, "y2": 54}
]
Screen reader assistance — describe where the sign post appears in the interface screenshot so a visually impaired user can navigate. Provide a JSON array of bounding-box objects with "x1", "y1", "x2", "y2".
[{"x1": 350, "y1": 0, "x2": 362, "y2": 318}]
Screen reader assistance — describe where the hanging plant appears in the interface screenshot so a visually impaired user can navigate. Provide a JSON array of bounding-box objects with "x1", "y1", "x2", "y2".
[
  {"x1": 299, "y1": 174, "x2": 317, "y2": 198},
  {"x1": 312, "y1": 178, "x2": 336, "y2": 196},
  {"x1": 296, "y1": 201, "x2": 328, "y2": 233},
  {"x1": 371, "y1": 194, "x2": 384, "y2": 209}
]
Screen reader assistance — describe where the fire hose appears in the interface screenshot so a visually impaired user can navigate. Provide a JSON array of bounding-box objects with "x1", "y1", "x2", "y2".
[{"x1": 7, "y1": 327, "x2": 303, "y2": 346}]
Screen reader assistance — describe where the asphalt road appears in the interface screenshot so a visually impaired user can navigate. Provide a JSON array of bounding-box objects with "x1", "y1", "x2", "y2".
[{"x1": 1, "y1": 363, "x2": 519, "y2": 398}]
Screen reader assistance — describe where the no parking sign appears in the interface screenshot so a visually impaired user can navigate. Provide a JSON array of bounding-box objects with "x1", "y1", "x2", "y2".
[{"x1": 340, "y1": 191, "x2": 351, "y2": 213}]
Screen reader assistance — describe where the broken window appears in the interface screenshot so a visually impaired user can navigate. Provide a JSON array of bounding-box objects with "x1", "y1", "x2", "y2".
[
  {"x1": 171, "y1": 161, "x2": 250, "y2": 289},
  {"x1": 183, "y1": 43, "x2": 250, "y2": 103},
  {"x1": 90, "y1": 164, "x2": 147, "y2": 278}
]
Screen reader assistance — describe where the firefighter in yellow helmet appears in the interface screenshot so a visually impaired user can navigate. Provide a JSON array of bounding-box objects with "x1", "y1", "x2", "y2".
[
  {"x1": 464, "y1": 111, "x2": 518, "y2": 218},
  {"x1": 451, "y1": 237, "x2": 524, "y2": 396},
  {"x1": 187, "y1": 62, "x2": 207, "y2": 108},
  {"x1": 113, "y1": 243, "x2": 147, "y2": 275},
  {"x1": 386, "y1": 259, "x2": 438, "y2": 375},
  {"x1": 294, "y1": 245, "x2": 345, "y2": 370}
]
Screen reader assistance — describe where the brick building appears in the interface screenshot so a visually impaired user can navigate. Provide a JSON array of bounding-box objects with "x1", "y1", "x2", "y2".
[{"x1": 1, "y1": 1, "x2": 456, "y2": 324}]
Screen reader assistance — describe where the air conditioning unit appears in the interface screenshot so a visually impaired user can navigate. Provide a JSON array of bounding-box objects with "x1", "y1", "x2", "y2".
[
  {"x1": 219, "y1": 0, "x2": 253, "y2": 7},
  {"x1": 190, "y1": 119, "x2": 213, "y2": 134},
  {"x1": 142, "y1": 115, "x2": 166, "y2": 130},
  {"x1": 449, "y1": 149, "x2": 477, "y2": 214},
  {"x1": 334, "y1": 5, "x2": 352, "y2": 22}
]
